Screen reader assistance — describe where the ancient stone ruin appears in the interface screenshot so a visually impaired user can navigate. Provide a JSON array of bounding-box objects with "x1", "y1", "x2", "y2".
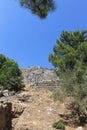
[{"x1": 21, "y1": 66, "x2": 59, "y2": 90}]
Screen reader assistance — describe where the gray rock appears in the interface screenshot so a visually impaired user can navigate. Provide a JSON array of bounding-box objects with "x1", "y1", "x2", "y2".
[
  {"x1": 3, "y1": 90, "x2": 9, "y2": 97},
  {"x1": 75, "y1": 126, "x2": 84, "y2": 130},
  {"x1": 0, "y1": 98, "x2": 8, "y2": 104},
  {"x1": 21, "y1": 66, "x2": 59, "y2": 90}
]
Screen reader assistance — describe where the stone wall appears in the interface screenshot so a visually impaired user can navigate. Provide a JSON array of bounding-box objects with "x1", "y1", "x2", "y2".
[
  {"x1": 0, "y1": 98, "x2": 12, "y2": 130},
  {"x1": 21, "y1": 66, "x2": 59, "y2": 90}
]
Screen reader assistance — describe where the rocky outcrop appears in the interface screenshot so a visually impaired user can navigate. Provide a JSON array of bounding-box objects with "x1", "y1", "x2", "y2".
[
  {"x1": 0, "y1": 66, "x2": 87, "y2": 130},
  {"x1": 0, "y1": 98, "x2": 12, "y2": 130},
  {"x1": 21, "y1": 66, "x2": 59, "y2": 90}
]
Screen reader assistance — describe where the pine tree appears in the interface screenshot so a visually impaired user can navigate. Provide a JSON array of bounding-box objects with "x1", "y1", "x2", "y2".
[
  {"x1": 20, "y1": 0, "x2": 56, "y2": 18},
  {"x1": 49, "y1": 30, "x2": 87, "y2": 115}
]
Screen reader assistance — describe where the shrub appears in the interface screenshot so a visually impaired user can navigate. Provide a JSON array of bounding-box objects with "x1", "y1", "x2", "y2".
[
  {"x1": 52, "y1": 120, "x2": 65, "y2": 130},
  {"x1": 52, "y1": 89, "x2": 66, "y2": 102},
  {"x1": 0, "y1": 54, "x2": 24, "y2": 91}
]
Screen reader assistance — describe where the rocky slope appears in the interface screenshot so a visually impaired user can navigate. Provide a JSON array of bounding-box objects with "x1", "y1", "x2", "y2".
[
  {"x1": 0, "y1": 66, "x2": 87, "y2": 130},
  {"x1": 11, "y1": 88, "x2": 69, "y2": 130},
  {"x1": 10, "y1": 87, "x2": 87, "y2": 130}
]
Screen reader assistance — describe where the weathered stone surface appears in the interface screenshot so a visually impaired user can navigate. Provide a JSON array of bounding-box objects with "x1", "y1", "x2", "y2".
[
  {"x1": 21, "y1": 66, "x2": 59, "y2": 90},
  {"x1": 3, "y1": 90, "x2": 9, "y2": 97},
  {"x1": 12, "y1": 101, "x2": 25, "y2": 118},
  {"x1": 0, "y1": 98, "x2": 12, "y2": 130},
  {"x1": 75, "y1": 126, "x2": 84, "y2": 130},
  {"x1": 0, "y1": 87, "x2": 10, "y2": 97},
  {"x1": 17, "y1": 92, "x2": 31, "y2": 102}
]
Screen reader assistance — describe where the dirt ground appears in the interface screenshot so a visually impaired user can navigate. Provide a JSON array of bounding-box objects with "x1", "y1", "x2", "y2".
[{"x1": 10, "y1": 84, "x2": 87, "y2": 130}]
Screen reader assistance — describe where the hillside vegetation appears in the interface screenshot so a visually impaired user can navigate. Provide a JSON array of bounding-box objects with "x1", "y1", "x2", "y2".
[
  {"x1": 49, "y1": 30, "x2": 87, "y2": 122},
  {"x1": 0, "y1": 54, "x2": 23, "y2": 91}
]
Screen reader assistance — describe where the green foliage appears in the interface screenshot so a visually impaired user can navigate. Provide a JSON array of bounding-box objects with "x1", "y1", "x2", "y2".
[
  {"x1": 0, "y1": 54, "x2": 24, "y2": 91},
  {"x1": 19, "y1": 0, "x2": 56, "y2": 19},
  {"x1": 52, "y1": 120, "x2": 65, "y2": 130},
  {"x1": 49, "y1": 30, "x2": 87, "y2": 73},
  {"x1": 49, "y1": 30, "x2": 87, "y2": 114},
  {"x1": 60, "y1": 68, "x2": 87, "y2": 113},
  {"x1": 52, "y1": 88, "x2": 66, "y2": 101}
]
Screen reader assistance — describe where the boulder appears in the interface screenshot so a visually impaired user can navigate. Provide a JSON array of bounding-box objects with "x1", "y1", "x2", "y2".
[
  {"x1": 75, "y1": 126, "x2": 84, "y2": 130},
  {"x1": 3, "y1": 90, "x2": 9, "y2": 96},
  {"x1": 0, "y1": 98, "x2": 12, "y2": 130}
]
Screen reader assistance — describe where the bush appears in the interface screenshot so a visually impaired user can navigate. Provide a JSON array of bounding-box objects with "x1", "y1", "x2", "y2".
[
  {"x1": 52, "y1": 120, "x2": 65, "y2": 130},
  {"x1": 52, "y1": 89, "x2": 66, "y2": 102},
  {"x1": 0, "y1": 54, "x2": 24, "y2": 91}
]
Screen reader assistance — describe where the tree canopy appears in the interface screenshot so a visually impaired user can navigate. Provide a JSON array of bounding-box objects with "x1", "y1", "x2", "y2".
[
  {"x1": 0, "y1": 54, "x2": 23, "y2": 91},
  {"x1": 49, "y1": 30, "x2": 87, "y2": 115},
  {"x1": 19, "y1": 0, "x2": 56, "y2": 19},
  {"x1": 49, "y1": 30, "x2": 87, "y2": 73}
]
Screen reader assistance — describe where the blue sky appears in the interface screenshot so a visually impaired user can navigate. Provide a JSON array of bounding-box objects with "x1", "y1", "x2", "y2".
[{"x1": 0, "y1": 0, "x2": 87, "y2": 68}]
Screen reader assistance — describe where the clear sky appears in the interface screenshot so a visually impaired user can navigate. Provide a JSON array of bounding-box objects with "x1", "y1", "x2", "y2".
[{"x1": 0, "y1": 0, "x2": 87, "y2": 68}]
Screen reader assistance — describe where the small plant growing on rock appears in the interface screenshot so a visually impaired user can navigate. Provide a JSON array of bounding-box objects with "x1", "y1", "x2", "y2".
[{"x1": 52, "y1": 120, "x2": 65, "y2": 130}]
